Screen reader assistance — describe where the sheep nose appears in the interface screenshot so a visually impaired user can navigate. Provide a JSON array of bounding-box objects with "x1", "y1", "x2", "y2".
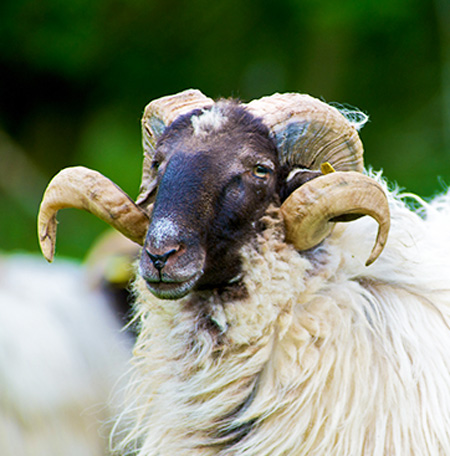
[{"x1": 145, "y1": 248, "x2": 178, "y2": 271}]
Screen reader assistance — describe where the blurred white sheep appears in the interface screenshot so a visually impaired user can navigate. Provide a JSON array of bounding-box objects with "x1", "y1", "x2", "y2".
[{"x1": 0, "y1": 253, "x2": 132, "y2": 456}]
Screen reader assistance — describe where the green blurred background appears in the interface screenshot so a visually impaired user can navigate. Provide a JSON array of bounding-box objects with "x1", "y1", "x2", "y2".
[{"x1": 1, "y1": 0, "x2": 449, "y2": 259}]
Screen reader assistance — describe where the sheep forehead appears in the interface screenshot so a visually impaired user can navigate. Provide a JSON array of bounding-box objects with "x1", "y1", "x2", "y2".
[{"x1": 191, "y1": 104, "x2": 228, "y2": 136}]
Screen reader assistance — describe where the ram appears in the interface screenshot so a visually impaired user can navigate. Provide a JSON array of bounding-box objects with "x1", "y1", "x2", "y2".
[{"x1": 38, "y1": 90, "x2": 450, "y2": 455}]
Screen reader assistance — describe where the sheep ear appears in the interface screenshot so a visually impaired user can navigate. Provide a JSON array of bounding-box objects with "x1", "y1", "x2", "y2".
[
  {"x1": 280, "y1": 163, "x2": 335, "y2": 202},
  {"x1": 280, "y1": 168, "x2": 323, "y2": 202}
]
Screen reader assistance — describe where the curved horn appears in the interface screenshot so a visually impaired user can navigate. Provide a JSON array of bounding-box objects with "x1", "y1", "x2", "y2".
[
  {"x1": 280, "y1": 171, "x2": 390, "y2": 266},
  {"x1": 246, "y1": 93, "x2": 365, "y2": 172},
  {"x1": 137, "y1": 89, "x2": 214, "y2": 207},
  {"x1": 38, "y1": 166, "x2": 150, "y2": 262},
  {"x1": 247, "y1": 93, "x2": 390, "y2": 264}
]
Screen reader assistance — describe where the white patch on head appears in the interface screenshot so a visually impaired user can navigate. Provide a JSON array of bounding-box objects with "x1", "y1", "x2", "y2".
[
  {"x1": 148, "y1": 217, "x2": 181, "y2": 249},
  {"x1": 191, "y1": 104, "x2": 227, "y2": 136}
]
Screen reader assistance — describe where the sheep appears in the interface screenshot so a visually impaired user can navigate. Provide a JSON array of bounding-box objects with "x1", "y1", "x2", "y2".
[
  {"x1": 37, "y1": 89, "x2": 450, "y2": 455},
  {"x1": 0, "y1": 253, "x2": 131, "y2": 456}
]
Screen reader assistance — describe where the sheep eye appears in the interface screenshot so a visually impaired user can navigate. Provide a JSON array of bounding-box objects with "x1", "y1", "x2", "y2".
[
  {"x1": 152, "y1": 160, "x2": 160, "y2": 170},
  {"x1": 252, "y1": 164, "x2": 271, "y2": 179}
]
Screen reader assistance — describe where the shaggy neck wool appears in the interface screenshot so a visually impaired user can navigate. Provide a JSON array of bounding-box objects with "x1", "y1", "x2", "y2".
[{"x1": 113, "y1": 188, "x2": 450, "y2": 456}]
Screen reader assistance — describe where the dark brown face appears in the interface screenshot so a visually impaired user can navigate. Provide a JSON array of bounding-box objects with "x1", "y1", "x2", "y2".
[{"x1": 139, "y1": 103, "x2": 279, "y2": 299}]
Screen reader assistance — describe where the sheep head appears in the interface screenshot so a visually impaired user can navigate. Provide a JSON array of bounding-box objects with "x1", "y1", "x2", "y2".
[
  {"x1": 38, "y1": 89, "x2": 390, "y2": 299},
  {"x1": 139, "y1": 100, "x2": 281, "y2": 298}
]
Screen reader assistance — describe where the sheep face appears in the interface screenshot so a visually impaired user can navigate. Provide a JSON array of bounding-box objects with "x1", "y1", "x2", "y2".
[{"x1": 139, "y1": 102, "x2": 280, "y2": 299}]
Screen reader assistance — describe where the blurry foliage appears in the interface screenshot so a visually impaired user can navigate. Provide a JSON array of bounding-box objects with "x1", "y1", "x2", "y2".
[{"x1": 0, "y1": 0, "x2": 449, "y2": 258}]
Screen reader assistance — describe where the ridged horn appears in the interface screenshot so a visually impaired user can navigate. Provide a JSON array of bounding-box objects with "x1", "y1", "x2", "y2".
[
  {"x1": 246, "y1": 92, "x2": 365, "y2": 172},
  {"x1": 248, "y1": 92, "x2": 389, "y2": 264},
  {"x1": 38, "y1": 166, "x2": 149, "y2": 262},
  {"x1": 280, "y1": 171, "x2": 390, "y2": 266},
  {"x1": 137, "y1": 89, "x2": 214, "y2": 208}
]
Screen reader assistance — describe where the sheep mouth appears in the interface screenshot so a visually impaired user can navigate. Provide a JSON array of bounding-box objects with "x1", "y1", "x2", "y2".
[{"x1": 144, "y1": 273, "x2": 202, "y2": 300}]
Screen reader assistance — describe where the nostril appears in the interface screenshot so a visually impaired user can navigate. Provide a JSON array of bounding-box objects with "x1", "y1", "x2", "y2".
[{"x1": 146, "y1": 248, "x2": 178, "y2": 271}]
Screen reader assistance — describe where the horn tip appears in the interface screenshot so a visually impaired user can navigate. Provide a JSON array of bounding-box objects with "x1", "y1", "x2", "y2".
[
  {"x1": 364, "y1": 237, "x2": 387, "y2": 267},
  {"x1": 365, "y1": 254, "x2": 377, "y2": 268},
  {"x1": 39, "y1": 236, "x2": 55, "y2": 263},
  {"x1": 38, "y1": 215, "x2": 56, "y2": 263},
  {"x1": 365, "y1": 213, "x2": 390, "y2": 267}
]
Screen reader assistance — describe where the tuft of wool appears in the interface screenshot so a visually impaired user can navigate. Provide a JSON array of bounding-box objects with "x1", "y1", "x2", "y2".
[{"x1": 191, "y1": 103, "x2": 228, "y2": 136}]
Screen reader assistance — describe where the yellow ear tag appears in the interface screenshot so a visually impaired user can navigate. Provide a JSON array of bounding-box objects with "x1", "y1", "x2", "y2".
[{"x1": 320, "y1": 162, "x2": 336, "y2": 174}]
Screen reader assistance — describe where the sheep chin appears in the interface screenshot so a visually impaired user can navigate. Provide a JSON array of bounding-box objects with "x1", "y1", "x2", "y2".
[{"x1": 144, "y1": 272, "x2": 202, "y2": 300}]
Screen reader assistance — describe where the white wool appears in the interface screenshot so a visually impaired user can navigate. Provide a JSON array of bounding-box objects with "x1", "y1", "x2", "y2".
[
  {"x1": 191, "y1": 104, "x2": 227, "y2": 136},
  {"x1": 0, "y1": 254, "x2": 131, "y2": 456},
  {"x1": 113, "y1": 174, "x2": 450, "y2": 456},
  {"x1": 338, "y1": 108, "x2": 369, "y2": 131},
  {"x1": 329, "y1": 102, "x2": 369, "y2": 131}
]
